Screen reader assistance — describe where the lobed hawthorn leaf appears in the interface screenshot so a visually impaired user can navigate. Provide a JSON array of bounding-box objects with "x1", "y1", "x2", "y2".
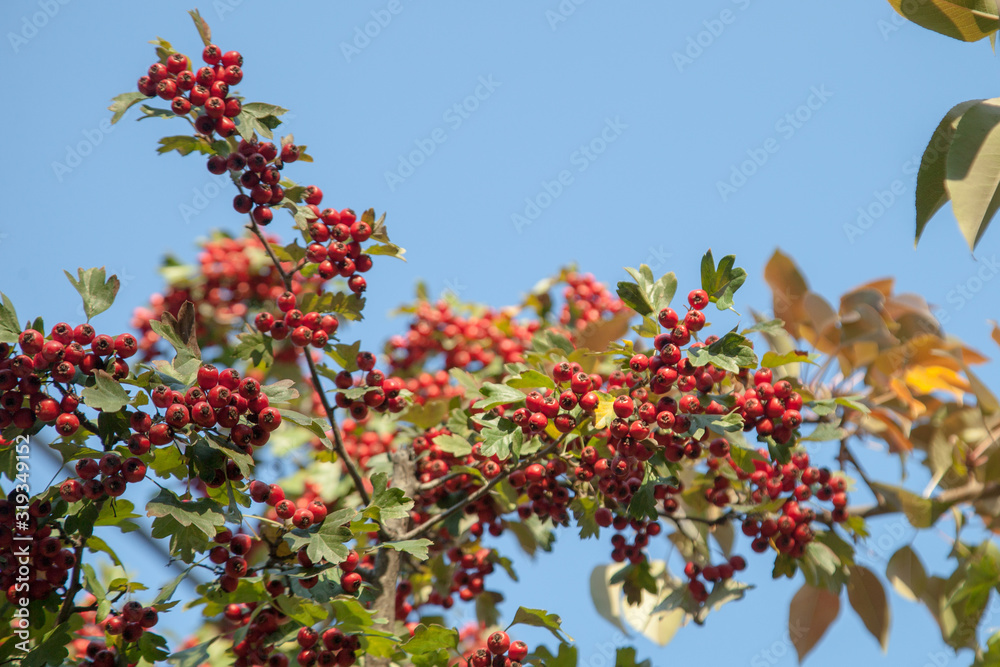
[
  {"x1": 508, "y1": 606, "x2": 574, "y2": 643},
  {"x1": 688, "y1": 331, "x2": 758, "y2": 373},
  {"x1": 188, "y1": 8, "x2": 212, "y2": 46},
  {"x1": 286, "y1": 518, "x2": 352, "y2": 565},
  {"x1": 650, "y1": 271, "x2": 678, "y2": 312},
  {"x1": 0, "y1": 292, "x2": 18, "y2": 343},
  {"x1": 433, "y1": 433, "x2": 472, "y2": 456},
  {"x1": 232, "y1": 329, "x2": 274, "y2": 367},
  {"x1": 366, "y1": 242, "x2": 407, "y2": 261},
  {"x1": 81, "y1": 370, "x2": 131, "y2": 412},
  {"x1": 150, "y1": 301, "x2": 201, "y2": 367},
  {"x1": 479, "y1": 416, "x2": 523, "y2": 461},
  {"x1": 327, "y1": 340, "x2": 362, "y2": 372},
  {"x1": 109, "y1": 91, "x2": 148, "y2": 124},
  {"x1": 137, "y1": 631, "x2": 170, "y2": 663},
  {"x1": 474, "y1": 382, "x2": 526, "y2": 411},
  {"x1": 529, "y1": 644, "x2": 580, "y2": 667},
  {"x1": 701, "y1": 250, "x2": 747, "y2": 312},
  {"x1": 149, "y1": 36, "x2": 176, "y2": 64},
  {"x1": 64, "y1": 267, "x2": 120, "y2": 321},
  {"x1": 235, "y1": 102, "x2": 288, "y2": 140},
  {"x1": 401, "y1": 624, "x2": 459, "y2": 654},
  {"x1": 367, "y1": 472, "x2": 413, "y2": 522},
  {"x1": 379, "y1": 539, "x2": 435, "y2": 560},
  {"x1": 157, "y1": 135, "x2": 214, "y2": 156},
  {"x1": 505, "y1": 369, "x2": 556, "y2": 390},
  {"x1": 261, "y1": 378, "x2": 298, "y2": 404},
  {"x1": 916, "y1": 100, "x2": 983, "y2": 244},
  {"x1": 147, "y1": 488, "x2": 225, "y2": 540}
]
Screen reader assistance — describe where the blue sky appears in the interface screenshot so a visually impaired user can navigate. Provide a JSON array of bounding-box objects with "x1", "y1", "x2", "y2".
[{"x1": 2, "y1": 1, "x2": 999, "y2": 664}]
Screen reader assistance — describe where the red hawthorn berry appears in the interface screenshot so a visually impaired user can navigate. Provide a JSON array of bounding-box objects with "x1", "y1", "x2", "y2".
[
  {"x1": 202, "y1": 44, "x2": 222, "y2": 64},
  {"x1": 508, "y1": 641, "x2": 529, "y2": 661},
  {"x1": 658, "y1": 307, "x2": 679, "y2": 329},
  {"x1": 688, "y1": 289, "x2": 709, "y2": 310},
  {"x1": 225, "y1": 556, "x2": 248, "y2": 578},
  {"x1": 340, "y1": 572, "x2": 362, "y2": 594},
  {"x1": 487, "y1": 631, "x2": 511, "y2": 655}
]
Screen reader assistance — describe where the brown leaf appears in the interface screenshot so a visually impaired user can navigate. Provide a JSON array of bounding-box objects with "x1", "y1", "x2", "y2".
[
  {"x1": 789, "y1": 584, "x2": 840, "y2": 663},
  {"x1": 886, "y1": 546, "x2": 927, "y2": 602},
  {"x1": 991, "y1": 321, "x2": 1000, "y2": 348},
  {"x1": 574, "y1": 310, "x2": 633, "y2": 354},
  {"x1": 764, "y1": 250, "x2": 809, "y2": 337},
  {"x1": 847, "y1": 566, "x2": 890, "y2": 651}
]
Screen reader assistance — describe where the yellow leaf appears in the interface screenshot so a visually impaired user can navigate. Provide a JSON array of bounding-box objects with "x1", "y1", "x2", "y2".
[
  {"x1": 904, "y1": 365, "x2": 970, "y2": 400},
  {"x1": 867, "y1": 409, "x2": 914, "y2": 453},
  {"x1": 592, "y1": 392, "x2": 616, "y2": 429},
  {"x1": 889, "y1": 377, "x2": 927, "y2": 419}
]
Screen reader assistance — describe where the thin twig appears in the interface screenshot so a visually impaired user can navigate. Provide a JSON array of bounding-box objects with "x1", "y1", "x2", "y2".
[{"x1": 245, "y1": 216, "x2": 371, "y2": 506}]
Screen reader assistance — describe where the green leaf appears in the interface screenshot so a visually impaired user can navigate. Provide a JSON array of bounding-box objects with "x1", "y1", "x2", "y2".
[
  {"x1": 0, "y1": 292, "x2": 18, "y2": 344},
  {"x1": 761, "y1": 349, "x2": 819, "y2": 368},
  {"x1": 64, "y1": 267, "x2": 120, "y2": 321},
  {"x1": 473, "y1": 382, "x2": 526, "y2": 411},
  {"x1": 508, "y1": 606, "x2": 574, "y2": 642},
  {"x1": 276, "y1": 594, "x2": 329, "y2": 626},
  {"x1": 167, "y1": 639, "x2": 217, "y2": 667},
  {"x1": 479, "y1": 417, "x2": 524, "y2": 461},
  {"x1": 887, "y1": 0, "x2": 998, "y2": 42},
  {"x1": 946, "y1": 97, "x2": 1000, "y2": 250},
  {"x1": 95, "y1": 498, "x2": 141, "y2": 532},
  {"x1": 505, "y1": 369, "x2": 556, "y2": 390},
  {"x1": 614, "y1": 647, "x2": 652, "y2": 667},
  {"x1": 916, "y1": 100, "x2": 984, "y2": 243},
  {"x1": 157, "y1": 135, "x2": 214, "y2": 156},
  {"x1": 688, "y1": 332, "x2": 758, "y2": 373},
  {"x1": 616, "y1": 282, "x2": 653, "y2": 316},
  {"x1": 81, "y1": 370, "x2": 131, "y2": 412},
  {"x1": 366, "y1": 242, "x2": 407, "y2": 261},
  {"x1": 803, "y1": 422, "x2": 847, "y2": 442},
  {"x1": 109, "y1": 91, "x2": 149, "y2": 124},
  {"x1": 742, "y1": 318, "x2": 785, "y2": 335},
  {"x1": 380, "y1": 539, "x2": 434, "y2": 560},
  {"x1": 286, "y1": 518, "x2": 352, "y2": 565},
  {"x1": 367, "y1": 472, "x2": 413, "y2": 521},
  {"x1": 146, "y1": 488, "x2": 225, "y2": 539},
  {"x1": 649, "y1": 272, "x2": 678, "y2": 312},
  {"x1": 138, "y1": 631, "x2": 170, "y2": 663},
  {"x1": 529, "y1": 644, "x2": 580, "y2": 667},
  {"x1": 700, "y1": 251, "x2": 747, "y2": 312},
  {"x1": 235, "y1": 102, "x2": 288, "y2": 140},
  {"x1": 327, "y1": 340, "x2": 362, "y2": 372},
  {"x1": 150, "y1": 301, "x2": 201, "y2": 367},
  {"x1": 329, "y1": 598, "x2": 377, "y2": 632},
  {"x1": 401, "y1": 624, "x2": 459, "y2": 654},
  {"x1": 232, "y1": 329, "x2": 274, "y2": 367},
  {"x1": 433, "y1": 433, "x2": 472, "y2": 456},
  {"x1": 627, "y1": 480, "x2": 660, "y2": 521},
  {"x1": 188, "y1": 8, "x2": 212, "y2": 46}
]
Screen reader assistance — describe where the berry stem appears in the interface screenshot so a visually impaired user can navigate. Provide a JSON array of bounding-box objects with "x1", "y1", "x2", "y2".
[{"x1": 244, "y1": 215, "x2": 371, "y2": 507}]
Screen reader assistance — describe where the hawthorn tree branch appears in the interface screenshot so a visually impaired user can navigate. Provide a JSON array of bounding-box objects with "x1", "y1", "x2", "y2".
[
  {"x1": 246, "y1": 217, "x2": 371, "y2": 506},
  {"x1": 399, "y1": 435, "x2": 567, "y2": 542}
]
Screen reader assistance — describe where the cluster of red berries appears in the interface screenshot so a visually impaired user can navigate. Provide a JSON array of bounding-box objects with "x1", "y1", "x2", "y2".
[
  {"x1": 208, "y1": 139, "x2": 304, "y2": 228},
  {"x1": 684, "y1": 555, "x2": 748, "y2": 603},
  {"x1": 293, "y1": 625, "x2": 361, "y2": 667},
  {"x1": 254, "y1": 290, "x2": 339, "y2": 349},
  {"x1": 559, "y1": 270, "x2": 627, "y2": 331},
  {"x1": 593, "y1": 510, "x2": 662, "y2": 565},
  {"x1": 136, "y1": 44, "x2": 244, "y2": 138},
  {"x1": 334, "y1": 417, "x2": 396, "y2": 469},
  {"x1": 468, "y1": 631, "x2": 529, "y2": 667},
  {"x1": 295, "y1": 198, "x2": 375, "y2": 293},
  {"x1": 386, "y1": 300, "x2": 537, "y2": 378},
  {"x1": 60, "y1": 452, "x2": 147, "y2": 502},
  {"x1": 101, "y1": 600, "x2": 159, "y2": 644},
  {"x1": 2, "y1": 323, "x2": 141, "y2": 436},
  {"x1": 510, "y1": 459, "x2": 572, "y2": 525},
  {"x1": 0, "y1": 496, "x2": 72, "y2": 605},
  {"x1": 734, "y1": 367, "x2": 805, "y2": 444},
  {"x1": 207, "y1": 529, "x2": 257, "y2": 592},
  {"x1": 330, "y1": 354, "x2": 407, "y2": 420},
  {"x1": 132, "y1": 233, "x2": 297, "y2": 361}
]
